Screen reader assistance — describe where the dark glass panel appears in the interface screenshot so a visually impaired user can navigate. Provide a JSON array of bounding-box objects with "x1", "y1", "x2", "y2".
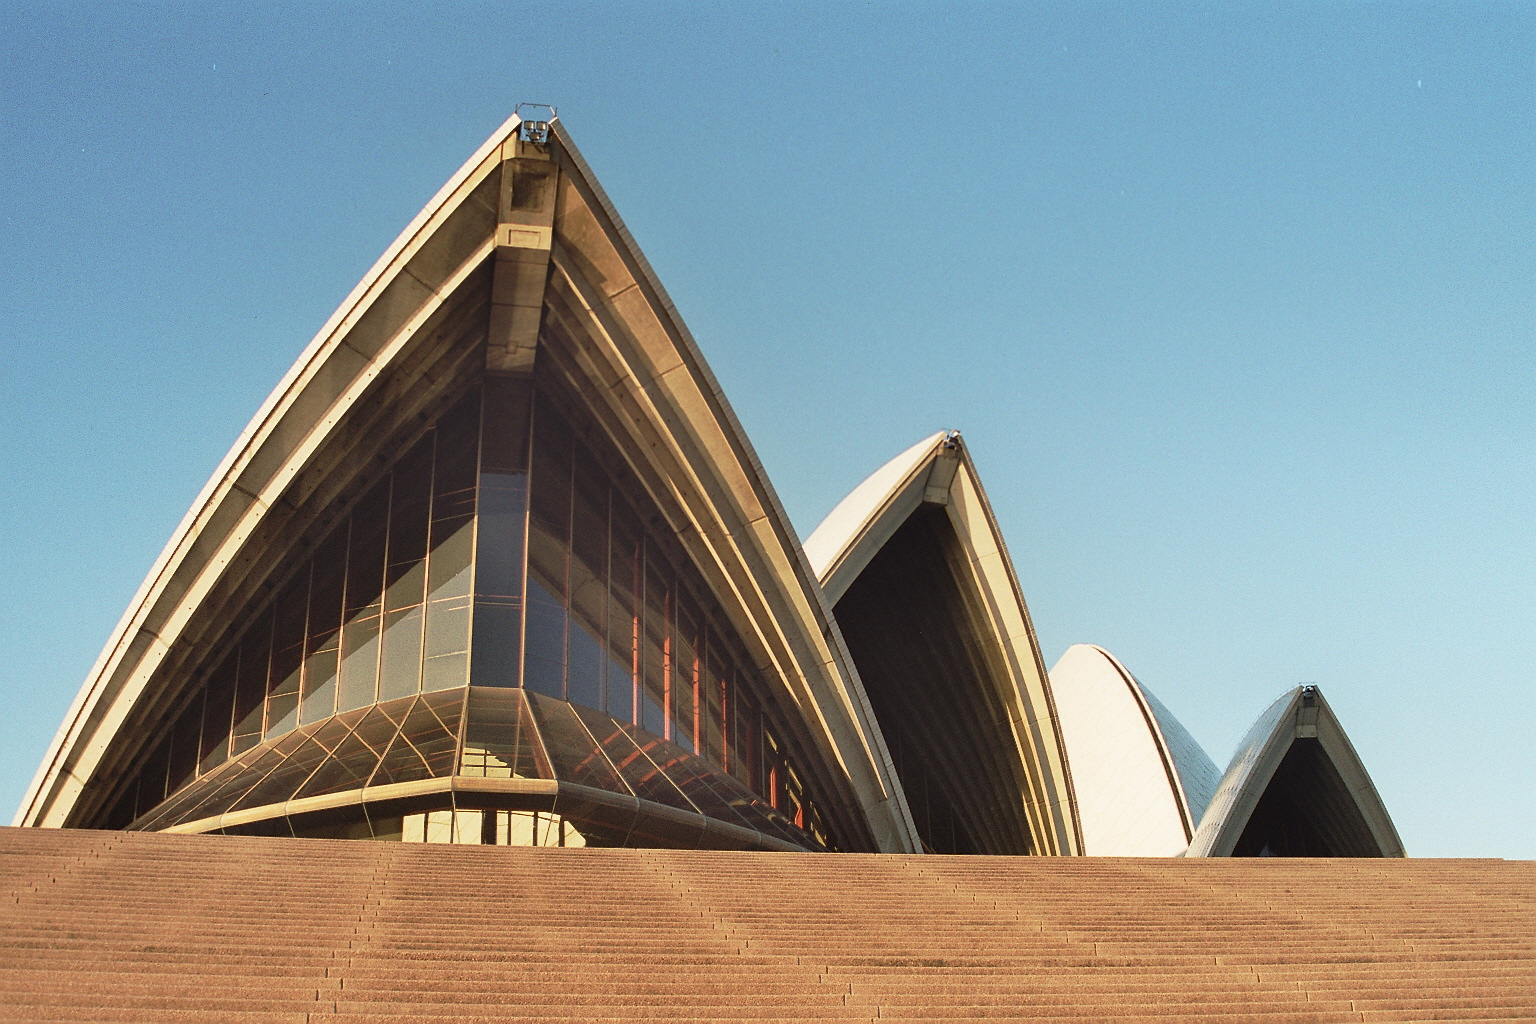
[
  {"x1": 567, "y1": 704, "x2": 694, "y2": 816},
  {"x1": 170, "y1": 729, "x2": 310, "y2": 827},
  {"x1": 621, "y1": 724, "x2": 704, "y2": 816},
  {"x1": 525, "y1": 398, "x2": 573, "y2": 699},
  {"x1": 475, "y1": 476, "x2": 526, "y2": 602},
  {"x1": 643, "y1": 734, "x2": 755, "y2": 833},
  {"x1": 373, "y1": 691, "x2": 417, "y2": 726},
  {"x1": 337, "y1": 614, "x2": 380, "y2": 711},
  {"x1": 345, "y1": 481, "x2": 390, "y2": 619},
  {"x1": 415, "y1": 688, "x2": 466, "y2": 777},
  {"x1": 431, "y1": 388, "x2": 481, "y2": 518},
  {"x1": 523, "y1": 578, "x2": 566, "y2": 699},
  {"x1": 732, "y1": 694, "x2": 761, "y2": 792},
  {"x1": 166, "y1": 694, "x2": 204, "y2": 796},
  {"x1": 702, "y1": 637, "x2": 726, "y2": 768},
  {"x1": 525, "y1": 691, "x2": 628, "y2": 795},
  {"x1": 306, "y1": 528, "x2": 348, "y2": 653},
  {"x1": 606, "y1": 507, "x2": 640, "y2": 724},
  {"x1": 567, "y1": 617, "x2": 605, "y2": 713},
  {"x1": 231, "y1": 612, "x2": 272, "y2": 755},
  {"x1": 378, "y1": 605, "x2": 424, "y2": 700},
  {"x1": 567, "y1": 442, "x2": 609, "y2": 712},
  {"x1": 672, "y1": 592, "x2": 700, "y2": 755},
  {"x1": 462, "y1": 686, "x2": 551, "y2": 780},
  {"x1": 481, "y1": 376, "x2": 531, "y2": 475},
  {"x1": 299, "y1": 647, "x2": 339, "y2": 724},
  {"x1": 136, "y1": 736, "x2": 172, "y2": 816},
  {"x1": 470, "y1": 601, "x2": 520, "y2": 688},
  {"x1": 227, "y1": 730, "x2": 334, "y2": 813},
  {"x1": 302, "y1": 527, "x2": 345, "y2": 717},
  {"x1": 640, "y1": 557, "x2": 668, "y2": 737},
  {"x1": 291, "y1": 705, "x2": 394, "y2": 801},
  {"x1": 199, "y1": 653, "x2": 238, "y2": 774},
  {"x1": 132, "y1": 744, "x2": 259, "y2": 832},
  {"x1": 386, "y1": 436, "x2": 433, "y2": 575}
]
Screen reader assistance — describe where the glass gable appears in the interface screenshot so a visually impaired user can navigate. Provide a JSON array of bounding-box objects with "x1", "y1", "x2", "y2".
[{"x1": 108, "y1": 357, "x2": 830, "y2": 851}]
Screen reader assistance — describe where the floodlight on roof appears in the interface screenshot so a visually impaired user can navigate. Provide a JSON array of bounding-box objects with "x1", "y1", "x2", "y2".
[{"x1": 515, "y1": 103, "x2": 557, "y2": 143}]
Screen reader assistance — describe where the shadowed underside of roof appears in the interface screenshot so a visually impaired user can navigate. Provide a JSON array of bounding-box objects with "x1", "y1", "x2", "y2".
[
  {"x1": 3, "y1": 827, "x2": 1533, "y2": 1022},
  {"x1": 807, "y1": 434, "x2": 1081, "y2": 856},
  {"x1": 1189, "y1": 684, "x2": 1406, "y2": 858}
]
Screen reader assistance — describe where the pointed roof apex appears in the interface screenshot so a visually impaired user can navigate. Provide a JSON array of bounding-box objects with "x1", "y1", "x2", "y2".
[{"x1": 1188, "y1": 685, "x2": 1405, "y2": 857}]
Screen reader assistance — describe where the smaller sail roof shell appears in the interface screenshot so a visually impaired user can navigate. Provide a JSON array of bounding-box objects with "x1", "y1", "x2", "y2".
[
  {"x1": 1187, "y1": 685, "x2": 1405, "y2": 858},
  {"x1": 1049, "y1": 644, "x2": 1220, "y2": 856},
  {"x1": 806, "y1": 432, "x2": 1083, "y2": 855}
]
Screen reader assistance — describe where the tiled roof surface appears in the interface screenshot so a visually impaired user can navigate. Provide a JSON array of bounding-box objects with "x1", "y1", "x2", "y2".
[{"x1": 2, "y1": 827, "x2": 1532, "y2": 1023}]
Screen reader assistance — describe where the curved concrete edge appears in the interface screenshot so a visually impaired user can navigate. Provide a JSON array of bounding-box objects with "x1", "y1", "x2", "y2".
[
  {"x1": 542, "y1": 124, "x2": 921, "y2": 854},
  {"x1": 805, "y1": 433, "x2": 1084, "y2": 856},
  {"x1": 803, "y1": 432, "x2": 946, "y2": 590},
  {"x1": 16, "y1": 113, "x2": 523, "y2": 830},
  {"x1": 1187, "y1": 685, "x2": 1406, "y2": 858},
  {"x1": 1048, "y1": 644, "x2": 1219, "y2": 855}
]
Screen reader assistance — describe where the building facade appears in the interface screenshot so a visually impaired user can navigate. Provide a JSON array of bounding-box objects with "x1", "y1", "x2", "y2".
[{"x1": 15, "y1": 114, "x2": 1402, "y2": 858}]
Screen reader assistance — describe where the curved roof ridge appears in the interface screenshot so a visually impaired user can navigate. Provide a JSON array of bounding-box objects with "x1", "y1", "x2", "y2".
[
  {"x1": 808, "y1": 433, "x2": 1083, "y2": 855},
  {"x1": 1049, "y1": 644, "x2": 1215, "y2": 855},
  {"x1": 1083, "y1": 645, "x2": 1220, "y2": 837},
  {"x1": 803, "y1": 432, "x2": 946, "y2": 584},
  {"x1": 1187, "y1": 685, "x2": 1405, "y2": 857}
]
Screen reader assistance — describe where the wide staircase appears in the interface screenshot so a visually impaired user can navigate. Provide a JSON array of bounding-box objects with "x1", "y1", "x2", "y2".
[{"x1": 1, "y1": 828, "x2": 1532, "y2": 1023}]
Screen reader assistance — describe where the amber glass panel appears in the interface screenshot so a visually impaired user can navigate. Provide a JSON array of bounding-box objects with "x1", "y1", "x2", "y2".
[
  {"x1": 526, "y1": 691, "x2": 628, "y2": 794},
  {"x1": 461, "y1": 686, "x2": 550, "y2": 780}
]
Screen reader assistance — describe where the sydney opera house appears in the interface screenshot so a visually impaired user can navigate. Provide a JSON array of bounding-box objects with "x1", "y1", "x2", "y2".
[{"x1": 14, "y1": 112, "x2": 1404, "y2": 862}]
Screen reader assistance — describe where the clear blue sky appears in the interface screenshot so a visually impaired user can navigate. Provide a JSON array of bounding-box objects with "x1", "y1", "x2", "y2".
[{"x1": 2, "y1": 3, "x2": 1531, "y2": 857}]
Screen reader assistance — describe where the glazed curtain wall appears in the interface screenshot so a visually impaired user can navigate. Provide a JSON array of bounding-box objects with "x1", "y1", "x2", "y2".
[
  {"x1": 106, "y1": 368, "x2": 825, "y2": 847},
  {"x1": 104, "y1": 392, "x2": 480, "y2": 829},
  {"x1": 473, "y1": 371, "x2": 825, "y2": 842}
]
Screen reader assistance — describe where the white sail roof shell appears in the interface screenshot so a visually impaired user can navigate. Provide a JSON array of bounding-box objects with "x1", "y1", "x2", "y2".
[{"x1": 1048, "y1": 644, "x2": 1220, "y2": 856}]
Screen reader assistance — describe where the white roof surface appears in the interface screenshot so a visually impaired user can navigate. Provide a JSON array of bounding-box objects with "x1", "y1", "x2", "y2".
[{"x1": 1048, "y1": 644, "x2": 1219, "y2": 856}]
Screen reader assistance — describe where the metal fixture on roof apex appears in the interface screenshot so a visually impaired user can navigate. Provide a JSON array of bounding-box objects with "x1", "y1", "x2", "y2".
[
  {"x1": 942, "y1": 430, "x2": 961, "y2": 451},
  {"x1": 516, "y1": 104, "x2": 557, "y2": 143}
]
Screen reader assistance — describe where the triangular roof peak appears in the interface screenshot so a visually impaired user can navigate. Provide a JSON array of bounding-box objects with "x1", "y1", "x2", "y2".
[
  {"x1": 807, "y1": 433, "x2": 1082, "y2": 855},
  {"x1": 1187, "y1": 685, "x2": 1405, "y2": 857},
  {"x1": 19, "y1": 113, "x2": 921, "y2": 854}
]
